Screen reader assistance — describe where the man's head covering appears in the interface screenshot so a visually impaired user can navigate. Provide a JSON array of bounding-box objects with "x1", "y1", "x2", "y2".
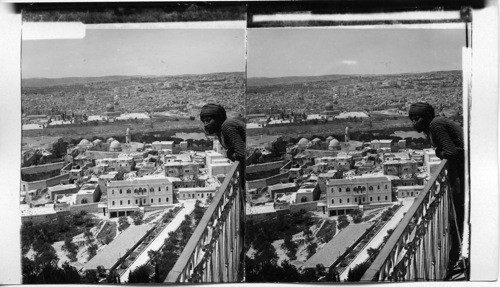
[
  {"x1": 409, "y1": 102, "x2": 435, "y2": 120},
  {"x1": 200, "y1": 104, "x2": 227, "y2": 123}
]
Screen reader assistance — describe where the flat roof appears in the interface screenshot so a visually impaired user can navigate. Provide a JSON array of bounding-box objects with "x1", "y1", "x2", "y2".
[
  {"x1": 246, "y1": 204, "x2": 276, "y2": 215},
  {"x1": 84, "y1": 223, "x2": 153, "y2": 270},
  {"x1": 303, "y1": 222, "x2": 373, "y2": 269},
  {"x1": 47, "y1": 184, "x2": 78, "y2": 192}
]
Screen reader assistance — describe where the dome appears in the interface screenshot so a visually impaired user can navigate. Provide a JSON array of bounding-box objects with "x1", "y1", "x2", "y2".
[
  {"x1": 152, "y1": 141, "x2": 160, "y2": 145},
  {"x1": 325, "y1": 102, "x2": 334, "y2": 111},
  {"x1": 79, "y1": 139, "x2": 91, "y2": 145},
  {"x1": 329, "y1": 138, "x2": 340, "y2": 147},
  {"x1": 109, "y1": 140, "x2": 121, "y2": 150},
  {"x1": 106, "y1": 104, "x2": 114, "y2": 112},
  {"x1": 312, "y1": 138, "x2": 321, "y2": 143},
  {"x1": 298, "y1": 138, "x2": 310, "y2": 146},
  {"x1": 106, "y1": 137, "x2": 115, "y2": 144},
  {"x1": 92, "y1": 139, "x2": 102, "y2": 145},
  {"x1": 326, "y1": 136, "x2": 334, "y2": 142}
]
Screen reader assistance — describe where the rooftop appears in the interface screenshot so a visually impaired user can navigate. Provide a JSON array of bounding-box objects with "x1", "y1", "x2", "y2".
[
  {"x1": 85, "y1": 223, "x2": 153, "y2": 270},
  {"x1": 303, "y1": 222, "x2": 373, "y2": 269}
]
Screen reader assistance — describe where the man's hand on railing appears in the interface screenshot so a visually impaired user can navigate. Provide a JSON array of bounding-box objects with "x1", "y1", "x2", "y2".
[{"x1": 246, "y1": 149, "x2": 262, "y2": 166}]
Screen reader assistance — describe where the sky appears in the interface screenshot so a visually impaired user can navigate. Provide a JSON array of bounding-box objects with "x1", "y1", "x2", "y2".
[
  {"x1": 247, "y1": 27, "x2": 466, "y2": 78},
  {"x1": 22, "y1": 28, "x2": 246, "y2": 78}
]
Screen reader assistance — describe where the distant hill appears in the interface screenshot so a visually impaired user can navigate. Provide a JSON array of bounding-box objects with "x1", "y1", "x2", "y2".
[
  {"x1": 247, "y1": 71, "x2": 460, "y2": 87},
  {"x1": 247, "y1": 74, "x2": 356, "y2": 87},
  {"x1": 22, "y1": 76, "x2": 143, "y2": 88}
]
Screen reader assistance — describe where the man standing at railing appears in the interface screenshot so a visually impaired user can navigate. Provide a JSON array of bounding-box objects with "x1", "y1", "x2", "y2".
[
  {"x1": 408, "y1": 102, "x2": 465, "y2": 267},
  {"x1": 200, "y1": 103, "x2": 246, "y2": 163}
]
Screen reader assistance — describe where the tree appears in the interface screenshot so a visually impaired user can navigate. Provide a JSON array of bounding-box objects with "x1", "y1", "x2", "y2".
[
  {"x1": 338, "y1": 215, "x2": 350, "y2": 229},
  {"x1": 351, "y1": 209, "x2": 363, "y2": 223},
  {"x1": 128, "y1": 264, "x2": 151, "y2": 283},
  {"x1": 87, "y1": 243, "x2": 98, "y2": 260},
  {"x1": 306, "y1": 242, "x2": 318, "y2": 259},
  {"x1": 118, "y1": 216, "x2": 130, "y2": 231},
  {"x1": 132, "y1": 210, "x2": 144, "y2": 225},
  {"x1": 347, "y1": 261, "x2": 371, "y2": 282}
]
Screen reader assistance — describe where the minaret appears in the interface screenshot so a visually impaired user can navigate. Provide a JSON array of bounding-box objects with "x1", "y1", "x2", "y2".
[
  {"x1": 345, "y1": 126, "x2": 350, "y2": 143},
  {"x1": 126, "y1": 128, "x2": 131, "y2": 144}
]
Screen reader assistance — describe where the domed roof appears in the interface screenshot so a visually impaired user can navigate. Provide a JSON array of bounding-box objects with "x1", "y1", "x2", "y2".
[
  {"x1": 79, "y1": 139, "x2": 91, "y2": 145},
  {"x1": 325, "y1": 102, "x2": 334, "y2": 111},
  {"x1": 106, "y1": 104, "x2": 114, "y2": 112},
  {"x1": 312, "y1": 138, "x2": 321, "y2": 143},
  {"x1": 93, "y1": 139, "x2": 102, "y2": 145},
  {"x1": 106, "y1": 137, "x2": 115, "y2": 144},
  {"x1": 298, "y1": 138, "x2": 310, "y2": 145},
  {"x1": 110, "y1": 140, "x2": 121, "y2": 149},
  {"x1": 329, "y1": 138, "x2": 340, "y2": 147},
  {"x1": 152, "y1": 141, "x2": 160, "y2": 145},
  {"x1": 326, "y1": 136, "x2": 334, "y2": 141}
]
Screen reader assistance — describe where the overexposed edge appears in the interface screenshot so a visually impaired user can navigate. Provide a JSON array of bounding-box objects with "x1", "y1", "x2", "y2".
[
  {"x1": 0, "y1": 3, "x2": 22, "y2": 285},
  {"x1": 253, "y1": 10, "x2": 461, "y2": 22}
]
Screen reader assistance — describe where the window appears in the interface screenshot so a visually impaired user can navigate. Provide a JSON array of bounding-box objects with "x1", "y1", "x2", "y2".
[
  {"x1": 184, "y1": 169, "x2": 190, "y2": 173},
  {"x1": 120, "y1": 200, "x2": 123, "y2": 205},
  {"x1": 135, "y1": 199, "x2": 138, "y2": 204},
  {"x1": 150, "y1": 188, "x2": 154, "y2": 193},
  {"x1": 159, "y1": 198, "x2": 161, "y2": 203},
  {"x1": 339, "y1": 188, "x2": 342, "y2": 193},
  {"x1": 112, "y1": 201, "x2": 115, "y2": 205},
  {"x1": 151, "y1": 198, "x2": 153, "y2": 203},
  {"x1": 127, "y1": 189, "x2": 131, "y2": 194},
  {"x1": 347, "y1": 198, "x2": 350, "y2": 203},
  {"x1": 377, "y1": 196, "x2": 380, "y2": 201},
  {"x1": 385, "y1": 185, "x2": 388, "y2": 189},
  {"x1": 128, "y1": 200, "x2": 130, "y2": 205},
  {"x1": 369, "y1": 197, "x2": 372, "y2": 202},
  {"x1": 166, "y1": 186, "x2": 169, "y2": 191},
  {"x1": 112, "y1": 190, "x2": 114, "y2": 195},
  {"x1": 143, "y1": 199, "x2": 146, "y2": 204},
  {"x1": 411, "y1": 192, "x2": 414, "y2": 196},
  {"x1": 339, "y1": 199, "x2": 342, "y2": 204},
  {"x1": 363, "y1": 198, "x2": 365, "y2": 202},
  {"x1": 120, "y1": 189, "x2": 122, "y2": 194},
  {"x1": 378, "y1": 185, "x2": 380, "y2": 190},
  {"x1": 346, "y1": 188, "x2": 350, "y2": 192},
  {"x1": 332, "y1": 199, "x2": 334, "y2": 204},
  {"x1": 166, "y1": 197, "x2": 169, "y2": 202},
  {"x1": 158, "y1": 187, "x2": 161, "y2": 192},
  {"x1": 355, "y1": 198, "x2": 357, "y2": 202},
  {"x1": 385, "y1": 196, "x2": 388, "y2": 200}
]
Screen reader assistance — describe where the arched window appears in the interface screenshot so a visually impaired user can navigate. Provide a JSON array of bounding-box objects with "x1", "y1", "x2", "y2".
[
  {"x1": 158, "y1": 187, "x2": 161, "y2": 192},
  {"x1": 81, "y1": 198, "x2": 88, "y2": 204},
  {"x1": 159, "y1": 198, "x2": 161, "y2": 203},
  {"x1": 301, "y1": 196, "x2": 308, "y2": 203},
  {"x1": 128, "y1": 200, "x2": 130, "y2": 205},
  {"x1": 332, "y1": 199, "x2": 334, "y2": 204},
  {"x1": 151, "y1": 198, "x2": 153, "y2": 203},
  {"x1": 347, "y1": 198, "x2": 350, "y2": 203},
  {"x1": 127, "y1": 189, "x2": 131, "y2": 194},
  {"x1": 339, "y1": 188, "x2": 342, "y2": 193},
  {"x1": 369, "y1": 197, "x2": 372, "y2": 202},
  {"x1": 377, "y1": 196, "x2": 380, "y2": 201},
  {"x1": 119, "y1": 189, "x2": 123, "y2": 194},
  {"x1": 339, "y1": 199, "x2": 342, "y2": 204},
  {"x1": 346, "y1": 188, "x2": 350, "y2": 192},
  {"x1": 369, "y1": 186, "x2": 373, "y2": 191},
  {"x1": 135, "y1": 199, "x2": 138, "y2": 204},
  {"x1": 355, "y1": 198, "x2": 357, "y2": 203},
  {"x1": 377, "y1": 185, "x2": 380, "y2": 190},
  {"x1": 150, "y1": 188, "x2": 154, "y2": 193},
  {"x1": 112, "y1": 201, "x2": 115, "y2": 205},
  {"x1": 166, "y1": 197, "x2": 169, "y2": 202},
  {"x1": 120, "y1": 200, "x2": 123, "y2": 205},
  {"x1": 385, "y1": 196, "x2": 388, "y2": 200}
]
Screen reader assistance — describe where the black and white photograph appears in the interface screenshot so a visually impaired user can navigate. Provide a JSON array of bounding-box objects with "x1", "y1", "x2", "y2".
[
  {"x1": 18, "y1": 3, "x2": 246, "y2": 284},
  {"x1": 0, "y1": 1, "x2": 498, "y2": 285},
  {"x1": 244, "y1": 13, "x2": 471, "y2": 283}
]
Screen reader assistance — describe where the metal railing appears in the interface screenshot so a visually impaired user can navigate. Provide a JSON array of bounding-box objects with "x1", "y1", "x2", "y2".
[
  {"x1": 361, "y1": 160, "x2": 458, "y2": 281},
  {"x1": 165, "y1": 161, "x2": 244, "y2": 283}
]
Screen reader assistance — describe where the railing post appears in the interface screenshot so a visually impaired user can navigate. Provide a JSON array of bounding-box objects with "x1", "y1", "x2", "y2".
[
  {"x1": 165, "y1": 162, "x2": 243, "y2": 283},
  {"x1": 360, "y1": 160, "x2": 461, "y2": 282}
]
